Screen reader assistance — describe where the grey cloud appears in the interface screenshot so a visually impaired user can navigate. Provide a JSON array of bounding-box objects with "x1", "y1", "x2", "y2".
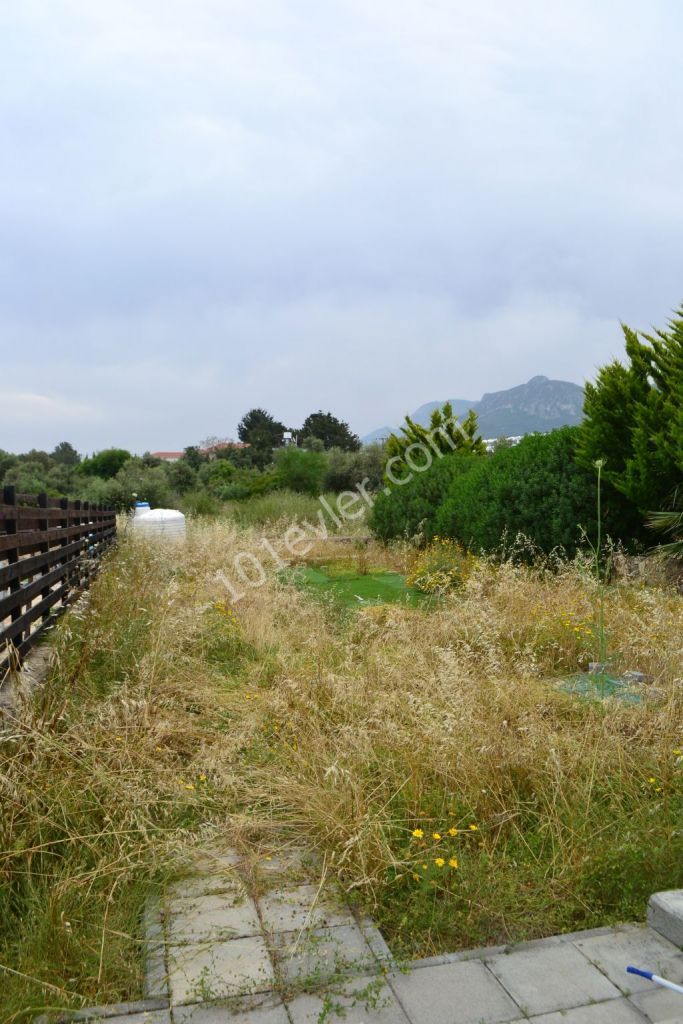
[{"x1": 1, "y1": 0, "x2": 682, "y2": 451}]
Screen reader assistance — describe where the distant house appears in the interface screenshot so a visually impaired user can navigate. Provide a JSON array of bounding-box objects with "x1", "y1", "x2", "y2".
[
  {"x1": 151, "y1": 442, "x2": 250, "y2": 463},
  {"x1": 201, "y1": 442, "x2": 250, "y2": 461},
  {"x1": 150, "y1": 451, "x2": 184, "y2": 463}
]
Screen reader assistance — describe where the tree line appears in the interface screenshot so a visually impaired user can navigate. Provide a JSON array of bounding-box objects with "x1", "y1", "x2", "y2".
[{"x1": 0, "y1": 409, "x2": 378, "y2": 511}]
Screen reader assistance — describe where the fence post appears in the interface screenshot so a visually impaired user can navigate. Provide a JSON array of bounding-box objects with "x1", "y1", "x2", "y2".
[
  {"x1": 74, "y1": 499, "x2": 83, "y2": 590},
  {"x1": 59, "y1": 497, "x2": 69, "y2": 605},
  {"x1": 2, "y1": 485, "x2": 22, "y2": 655},
  {"x1": 37, "y1": 492, "x2": 50, "y2": 624}
]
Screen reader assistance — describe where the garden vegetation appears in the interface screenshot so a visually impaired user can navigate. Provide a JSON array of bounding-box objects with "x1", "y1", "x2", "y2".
[{"x1": 1, "y1": 524, "x2": 680, "y2": 1018}]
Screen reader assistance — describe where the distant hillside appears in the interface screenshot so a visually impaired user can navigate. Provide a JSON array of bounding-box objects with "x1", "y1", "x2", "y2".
[{"x1": 362, "y1": 376, "x2": 584, "y2": 443}]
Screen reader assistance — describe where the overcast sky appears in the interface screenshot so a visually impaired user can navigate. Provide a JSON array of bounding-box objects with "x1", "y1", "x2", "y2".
[{"x1": 1, "y1": 1, "x2": 682, "y2": 453}]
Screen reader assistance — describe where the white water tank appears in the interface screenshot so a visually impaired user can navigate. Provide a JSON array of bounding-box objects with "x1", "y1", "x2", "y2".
[{"x1": 132, "y1": 507, "x2": 186, "y2": 540}]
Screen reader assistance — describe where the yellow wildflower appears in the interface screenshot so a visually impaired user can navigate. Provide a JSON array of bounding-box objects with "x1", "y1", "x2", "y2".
[
  {"x1": 434, "y1": 857, "x2": 445, "y2": 867},
  {"x1": 469, "y1": 824, "x2": 478, "y2": 831},
  {"x1": 448, "y1": 827, "x2": 458, "y2": 836},
  {"x1": 432, "y1": 832, "x2": 442, "y2": 841},
  {"x1": 411, "y1": 828, "x2": 424, "y2": 839},
  {"x1": 448, "y1": 857, "x2": 458, "y2": 869}
]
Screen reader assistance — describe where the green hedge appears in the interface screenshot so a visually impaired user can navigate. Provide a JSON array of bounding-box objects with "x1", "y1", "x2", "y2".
[
  {"x1": 369, "y1": 454, "x2": 476, "y2": 542},
  {"x1": 370, "y1": 428, "x2": 644, "y2": 555}
]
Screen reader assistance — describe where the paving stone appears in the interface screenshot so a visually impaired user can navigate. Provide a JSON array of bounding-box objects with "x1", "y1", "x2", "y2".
[
  {"x1": 527, "y1": 999, "x2": 648, "y2": 1022},
  {"x1": 259, "y1": 884, "x2": 354, "y2": 933},
  {"x1": 407, "y1": 944, "x2": 509, "y2": 971},
  {"x1": 573, "y1": 925, "x2": 683, "y2": 995},
  {"x1": 649, "y1": 891, "x2": 683, "y2": 947},
  {"x1": 389, "y1": 961, "x2": 520, "y2": 1024},
  {"x1": 487, "y1": 942, "x2": 620, "y2": 1016},
  {"x1": 287, "y1": 974, "x2": 411, "y2": 1023},
  {"x1": 85, "y1": 1015, "x2": 170, "y2": 1024},
  {"x1": 172, "y1": 996, "x2": 289, "y2": 1022},
  {"x1": 249, "y1": 850, "x2": 317, "y2": 888},
  {"x1": 357, "y1": 915, "x2": 396, "y2": 967},
  {"x1": 166, "y1": 892, "x2": 261, "y2": 943},
  {"x1": 186, "y1": 846, "x2": 243, "y2": 877},
  {"x1": 70, "y1": 1001, "x2": 169, "y2": 1020},
  {"x1": 143, "y1": 946, "x2": 168, "y2": 999},
  {"x1": 168, "y1": 874, "x2": 245, "y2": 901},
  {"x1": 272, "y1": 924, "x2": 376, "y2": 986},
  {"x1": 629, "y1": 985, "x2": 683, "y2": 1023},
  {"x1": 143, "y1": 897, "x2": 165, "y2": 942},
  {"x1": 166, "y1": 935, "x2": 274, "y2": 1005}
]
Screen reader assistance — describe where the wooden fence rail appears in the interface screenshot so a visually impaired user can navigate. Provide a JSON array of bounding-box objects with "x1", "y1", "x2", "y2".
[{"x1": 0, "y1": 486, "x2": 116, "y2": 678}]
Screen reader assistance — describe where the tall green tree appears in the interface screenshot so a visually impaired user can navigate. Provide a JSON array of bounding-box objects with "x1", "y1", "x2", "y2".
[
  {"x1": 300, "y1": 411, "x2": 360, "y2": 451},
  {"x1": 183, "y1": 445, "x2": 204, "y2": 470},
  {"x1": 385, "y1": 402, "x2": 485, "y2": 479},
  {"x1": 578, "y1": 309, "x2": 683, "y2": 514},
  {"x1": 79, "y1": 448, "x2": 132, "y2": 479},
  {"x1": 237, "y1": 408, "x2": 286, "y2": 469},
  {"x1": 0, "y1": 449, "x2": 17, "y2": 481},
  {"x1": 50, "y1": 441, "x2": 81, "y2": 466}
]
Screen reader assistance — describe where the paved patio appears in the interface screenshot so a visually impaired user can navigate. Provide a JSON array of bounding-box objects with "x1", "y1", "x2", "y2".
[{"x1": 70, "y1": 846, "x2": 683, "y2": 1024}]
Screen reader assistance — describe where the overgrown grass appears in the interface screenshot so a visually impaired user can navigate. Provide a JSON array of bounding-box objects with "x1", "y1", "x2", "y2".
[
  {"x1": 221, "y1": 489, "x2": 369, "y2": 532},
  {"x1": 1, "y1": 520, "x2": 681, "y2": 1017},
  {"x1": 0, "y1": 531, "x2": 258, "y2": 1020},
  {"x1": 230, "y1": 540, "x2": 682, "y2": 957}
]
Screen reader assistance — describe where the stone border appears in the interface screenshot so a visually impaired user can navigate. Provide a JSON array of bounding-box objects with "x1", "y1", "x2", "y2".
[
  {"x1": 142, "y1": 894, "x2": 170, "y2": 1001},
  {"x1": 32, "y1": 873, "x2": 683, "y2": 1022},
  {"x1": 648, "y1": 889, "x2": 683, "y2": 947}
]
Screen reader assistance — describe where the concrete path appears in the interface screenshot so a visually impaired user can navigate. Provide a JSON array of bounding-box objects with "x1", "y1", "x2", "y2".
[{"x1": 75, "y1": 846, "x2": 683, "y2": 1024}]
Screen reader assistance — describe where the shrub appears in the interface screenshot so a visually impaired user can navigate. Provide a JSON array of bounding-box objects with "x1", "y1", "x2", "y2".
[
  {"x1": 167, "y1": 460, "x2": 197, "y2": 494},
  {"x1": 274, "y1": 447, "x2": 327, "y2": 495},
  {"x1": 369, "y1": 454, "x2": 476, "y2": 541},
  {"x1": 199, "y1": 459, "x2": 235, "y2": 494},
  {"x1": 435, "y1": 427, "x2": 639, "y2": 556},
  {"x1": 324, "y1": 444, "x2": 385, "y2": 493},
  {"x1": 406, "y1": 537, "x2": 478, "y2": 593},
  {"x1": 179, "y1": 489, "x2": 221, "y2": 516},
  {"x1": 219, "y1": 482, "x2": 252, "y2": 501},
  {"x1": 108, "y1": 459, "x2": 174, "y2": 510}
]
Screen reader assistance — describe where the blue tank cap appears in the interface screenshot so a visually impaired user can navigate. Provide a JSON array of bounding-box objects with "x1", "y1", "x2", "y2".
[{"x1": 135, "y1": 501, "x2": 150, "y2": 508}]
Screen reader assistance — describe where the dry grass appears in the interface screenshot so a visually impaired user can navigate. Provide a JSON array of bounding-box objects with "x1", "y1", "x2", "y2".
[{"x1": 1, "y1": 518, "x2": 681, "y2": 1016}]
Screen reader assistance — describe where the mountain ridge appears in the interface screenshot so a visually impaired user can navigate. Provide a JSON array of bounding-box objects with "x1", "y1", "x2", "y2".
[{"x1": 362, "y1": 375, "x2": 584, "y2": 443}]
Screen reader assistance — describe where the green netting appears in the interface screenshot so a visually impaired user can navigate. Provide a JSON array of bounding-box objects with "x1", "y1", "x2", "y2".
[{"x1": 559, "y1": 672, "x2": 644, "y2": 704}]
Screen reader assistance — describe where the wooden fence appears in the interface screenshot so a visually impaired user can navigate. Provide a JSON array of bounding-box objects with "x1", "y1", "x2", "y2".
[{"x1": 0, "y1": 486, "x2": 116, "y2": 678}]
